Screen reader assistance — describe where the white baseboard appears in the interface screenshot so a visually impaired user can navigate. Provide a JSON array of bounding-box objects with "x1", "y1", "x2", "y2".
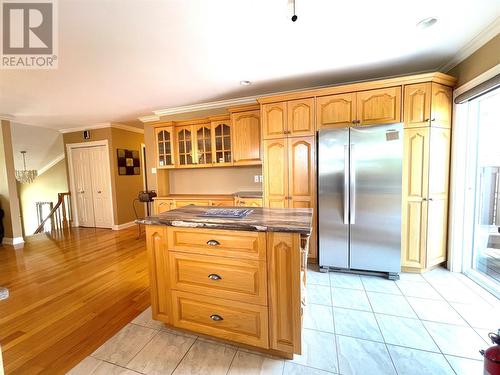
[
  {"x1": 2, "y1": 237, "x2": 25, "y2": 245},
  {"x1": 112, "y1": 221, "x2": 137, "y2": 231}
]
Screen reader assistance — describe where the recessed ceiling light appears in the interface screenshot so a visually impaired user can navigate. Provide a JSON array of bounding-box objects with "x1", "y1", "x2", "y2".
[
  {"x1": 416, "y1": 17, "x2": 438, "y2": 30},
  {"x1": 240, "y1": 80, "x2": 252, "y2": 86}
]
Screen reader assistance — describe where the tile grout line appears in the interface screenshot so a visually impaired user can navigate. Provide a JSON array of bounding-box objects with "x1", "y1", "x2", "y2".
[
  {"x1": 361, "y1": 277, "x2": 400, "y2": 375},
  {"x1": 394, "y1": 277, "x2": 459, "y2": 375},
  {"x1": 169, "y1": 336, "x2": 199, "y2": 375},
  {"x1": 224, "y1": 347, "x2": 238, "y2": 375},
  {"x1": 122, "y1": 326, "x2": 162, "y2": 371}
]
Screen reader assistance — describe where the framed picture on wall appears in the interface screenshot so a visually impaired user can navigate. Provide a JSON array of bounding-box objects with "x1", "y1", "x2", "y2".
[{"x1": 117, "y1": 149, "x2": 140, "y2": 175}]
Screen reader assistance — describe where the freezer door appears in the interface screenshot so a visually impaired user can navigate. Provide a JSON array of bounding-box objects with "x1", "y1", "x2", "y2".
[
  {"x1": 349, "y1": 124, "x2": 403, "y2": 273},
  {"x1": 318, "y1": 128, "x2": 350, "y2": 268}
]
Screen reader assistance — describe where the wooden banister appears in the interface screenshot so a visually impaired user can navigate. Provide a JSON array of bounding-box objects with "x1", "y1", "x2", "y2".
[{"x1": 34, "y1": 192, "x2": 71, "y2": 234}]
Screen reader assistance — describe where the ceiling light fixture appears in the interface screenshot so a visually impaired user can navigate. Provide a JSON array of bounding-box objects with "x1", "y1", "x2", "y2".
[
  {"x1": 240, "y1": 80, "x2": 252, "y2": 86},
  {"x1": 15, "y1": 151, "x2": 38, "y2": 184},
  {"x1": 416, "y1": 17, "x2": 437, "y2": 30}
]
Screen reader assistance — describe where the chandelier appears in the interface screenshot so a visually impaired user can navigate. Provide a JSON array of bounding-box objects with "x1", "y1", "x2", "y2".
[{"x1": 15, "y1": 151, "x2": 38, "y2": 184}]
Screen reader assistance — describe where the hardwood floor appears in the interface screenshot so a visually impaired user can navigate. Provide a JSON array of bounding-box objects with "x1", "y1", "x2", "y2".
[{"x1": 0, "y1": 227, "x2": 150, "y2": 375}]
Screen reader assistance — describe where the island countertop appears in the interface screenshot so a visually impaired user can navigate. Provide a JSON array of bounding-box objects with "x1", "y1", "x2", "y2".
[{"x1": 137, "y1": 205, "x2": 313, "y2": 235}]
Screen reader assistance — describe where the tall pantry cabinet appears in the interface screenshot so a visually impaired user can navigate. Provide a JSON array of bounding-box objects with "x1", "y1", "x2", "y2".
[
  {"x1": 261, "y1": 99, "x2": 317, "y2": 259},
  {"x1": 401, "y1": 82, "x2": 452, "y2": 272}
]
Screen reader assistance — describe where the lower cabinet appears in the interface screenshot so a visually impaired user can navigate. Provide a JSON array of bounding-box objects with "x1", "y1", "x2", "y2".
[
  {"x1": 145, "y1": 225, "x2": 306, "y2": 357},
  {"x1": 401, "y1": 127, "x2": 450, "y2": 272}
]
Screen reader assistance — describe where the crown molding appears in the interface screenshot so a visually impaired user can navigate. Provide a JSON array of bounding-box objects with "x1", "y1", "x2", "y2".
[
  {"x1": 38, "y1": 153, "x2": 65, "y2": 175},
  {"x1": 138, "y1": 96, "x2": 259, "y2": 123},
  {"x1": 439, "y1": 17, "x2": 500, "y2": 72},
  {"x1": 59, "y1": 123, "x2": 144, "y2": 134}
]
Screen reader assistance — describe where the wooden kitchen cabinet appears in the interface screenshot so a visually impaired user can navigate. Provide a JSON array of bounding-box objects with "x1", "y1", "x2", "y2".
[
  {"x1": 316, "y1": 93, "x2": 356, "y2": 129},
  {"x1": 176, "y1": 125, "x2": 196, "y2": 167},
  {"x1": 263, "y1": 136, "x2": 317, "y2": 258},
  {"x1": 211, "y1": 116, "x2": 233, "y2": 166},
  {"x1": 230, "y1": 106, "x2": 262, "y2": 165},
  {"x1": 155, "y1": 125, "x2": 175, "y2": 169},
  {"x1": 356, "y1": 86, "x2": 401, "y2": 125},
  {"x1": 262, "y1": 99, "x2": 314, "y2": 139},
  {"x1": 154, "y1": 198, "x2": 175, "y2": 214},
  {"x1": 234, "y1": 197, "x2": 263, "y2": 207},
  {"x1": 401, "y1": 127, "x2": 451, "y2": 272},
  {"x1": 316, "y1": 87, "x2": 401, "y2": 128},
  {"x1": 194, "y1": 123, "x2": 213, "y2": 166},
  {"x1": 404, "y1": 83, "x2": 452, "y2": 129}
]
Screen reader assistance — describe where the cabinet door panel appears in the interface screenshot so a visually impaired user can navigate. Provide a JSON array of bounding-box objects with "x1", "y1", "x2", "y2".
[
  {"x1": 404, "y1": 83, "x2": 431, "y2": 128},
  {"x1": 431, "y1": 83, "x2": 452, "y2": 128},
  {"x1": 155, "y1": 126, "x2": 175, "y2": 168},
  {"x1": 231, "y1": 110, "x2": 261, "y2": 165},
  {"x1": 316, "y1": 93, "x2": 356, "y2": 128},
  {"x1": 288, "y1": 98, "x2": 315, "y2": 136},
  {"x1": 176, "y1": 126, "x2": 196, "y2": 167},
  {"x1": 426, "y1": 128, "x2": 450, "y2": 267},
  {"x1": 146, "y1": 226, "x2": 171, "y2": 324},
  {"x1": 357, "y1": 87, "x2": 401, "y2": 125},
  {"x1": 154, "y1": 199, "x2": 174, "y2": 214},
  {"x1": 195, "y1": 123, "x2": 213, "y2": 166},
  {"x1": 263, "y1": 139, "x2": 288, "y2": 208},
  {"x1": 401, "y1": 127, "x2": 429, "y2": 269},
  {"x1": 211, "y1": 120, "x2": 233, "y2": 166},
  {"x1": 267, "y1": 232, "x2": 301, "y2": 353},
  {"x1": 262, "y1": 102, "x2": 287, "y2": 139},
  {"x1": 288, "y1": 137, "x2": 315, "y2": 207}
]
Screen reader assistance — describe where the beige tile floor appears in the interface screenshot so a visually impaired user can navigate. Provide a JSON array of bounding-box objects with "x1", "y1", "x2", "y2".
[{"x1": 68, "y1": 267, "x2": 500, "y2": 375}]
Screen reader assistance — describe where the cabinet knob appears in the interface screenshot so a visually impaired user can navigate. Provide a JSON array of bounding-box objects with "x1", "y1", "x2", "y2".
[
  {"x1": 424, "y1": 118, "x2": 430, "y2": 122},
  {"x1": 210, "y1": 314, "x2": 223, "y2": 321},
  {"x1": 207, "y1": 239, "x2": 220, "y2": 246},
  {"x1": 422, "y1": 198, "x2": 427, "y2": 201},
  {"x1": 208, "y1": 273, "x2": 222, "y2": 281},
  {"x1": 97, "y1": 190, "x2": 102, "y2": 194}
]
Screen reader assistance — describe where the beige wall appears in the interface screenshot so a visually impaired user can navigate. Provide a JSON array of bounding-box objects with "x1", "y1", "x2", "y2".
[
  {"x1": 63, "y1": 126, "x2": 145, "y2": 226},
  {"x1": 18, "y1": 159, "x2": 68, "y2": 235},
  {"x1": 0, "y1": 120, "x2": 23, "y2": 241},
  {"x1": 169, "y1": 166, "x2": 262, "y2": 195},
  {"x1": 144, "y1": 108, "x2": 263, "y2": 196},
  {"x1": 447, "y1": 34, "x2": 500, "y2": 86}
]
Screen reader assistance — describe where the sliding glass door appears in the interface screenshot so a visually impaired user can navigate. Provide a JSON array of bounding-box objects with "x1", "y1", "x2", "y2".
[{"x1": 464, "y1": 86, "x2": 500, "y2": 296}]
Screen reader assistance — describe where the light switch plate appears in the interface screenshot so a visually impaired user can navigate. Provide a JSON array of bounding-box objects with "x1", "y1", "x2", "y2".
[
  {"x1": 254, "y1": 175, "x2": 259, "y2": 183},
  {"x1": 152, "y1": 167, "x2": 157, "y2": 174},
  {"x1": 259, "y1": 175, "x2": 263, "y2": 183}
]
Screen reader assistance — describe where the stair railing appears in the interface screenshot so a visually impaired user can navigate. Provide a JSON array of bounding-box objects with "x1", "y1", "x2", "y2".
[{"x1": 34, "y1": 192, "x2": 72, "y2": 234}]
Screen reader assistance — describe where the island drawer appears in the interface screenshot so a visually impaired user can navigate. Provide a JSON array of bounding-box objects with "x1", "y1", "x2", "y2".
[
  {"x1": 169, "y1": 252, "x2": 267, "y2": 305},
  {"x1": 167, "y1": 227, "x2": 266, "y2": 260},
  {"x1": 171, "y1": 290, "x2": 269, "y2": 349}
]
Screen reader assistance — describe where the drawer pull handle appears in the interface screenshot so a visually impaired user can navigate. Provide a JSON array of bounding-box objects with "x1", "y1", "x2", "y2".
[
  {"x1": 208, "y1": 273, "x2": 222, "y2": 280},
  {"x1": 207, "y1": 239, "x2": 220, "y2": 246},
  {"x1": 210, "y1": 314, "x2": 223, "y2": 321}
]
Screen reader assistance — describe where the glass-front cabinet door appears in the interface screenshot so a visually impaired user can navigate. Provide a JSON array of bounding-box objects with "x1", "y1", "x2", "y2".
[
  {"x1": 155, "y1": 126, "x2": 175, "y2": 169},
  {"x1": 195, "y1": 124, "x2": 213, "y2": 166},
  {"x1": 176, "y1": 126, "x2": 195, "y2": 167},
  {"x1": 212, "y1": 120, "x2": 232, "y2": 165}
]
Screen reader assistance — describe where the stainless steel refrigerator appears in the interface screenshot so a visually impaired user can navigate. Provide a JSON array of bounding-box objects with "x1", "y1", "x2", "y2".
[{"x1": 318, "y1": 123, "x2": 403, "y2": 278}]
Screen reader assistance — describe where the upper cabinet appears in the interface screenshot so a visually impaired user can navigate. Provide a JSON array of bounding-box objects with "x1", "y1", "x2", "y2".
[
  {"x1": 316, "y1": 87, "x2": 401, "y2": 129},
  {"x1": 176, "y1": 125, "x2": 196, "y2": 167},
  {"x1": 262, "y1": 98, "x2": 314, "y2": 139},
  {"x1": 155, "y1": 126, "x2": 175, "y2": 169},
  {"x1": 194, "y1": 123, "x2": 213, "y2": 166},
  {"x1": 356, "y1": 87, "x2": 401, "y2": 125},
  {"x1": 403, "y1": 82, "x2": 452, "y2": 129},
  {"x1": 211, "y1": 117, "x2": 233, "y2": 166},
  {"x1": 316, "y1": 93, "x2": 356, "y2": 129},
  {"x1": 230, "y1": 106, "x2": 262, "y2": 166}
]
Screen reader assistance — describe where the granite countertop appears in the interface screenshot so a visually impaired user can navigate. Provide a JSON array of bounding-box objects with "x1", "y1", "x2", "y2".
[{"x1": 137, "y1": 206, "x2": 313, "y2": 235}]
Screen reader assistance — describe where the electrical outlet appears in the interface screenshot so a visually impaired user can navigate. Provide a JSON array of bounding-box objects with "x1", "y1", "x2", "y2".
[
  {"x1": 152, "y1": 167, "x2": 157, "y2": 174},
  {"x1": 259, "y1": 175, "x2": 263, "y2": 183},
  {"x1": 254, "y1": 175, "x2": 259, "y2": 183}
]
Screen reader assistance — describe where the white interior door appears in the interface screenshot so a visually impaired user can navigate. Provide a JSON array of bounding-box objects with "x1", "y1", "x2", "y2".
[
  {"x1": 89, "y1": 146, "x2": 113, "y2": 228},
  {"x1": 72, "y1": 147, "x2": 95, "y2": 227}
]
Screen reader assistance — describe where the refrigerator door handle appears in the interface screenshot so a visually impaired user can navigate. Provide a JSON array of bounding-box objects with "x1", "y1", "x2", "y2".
[
  {"x1": 344, "y1": 145, "x2": 349, "y2": 225},
  {"x1": 350, "y1": 144, "x2": 356, "y2": 224}
]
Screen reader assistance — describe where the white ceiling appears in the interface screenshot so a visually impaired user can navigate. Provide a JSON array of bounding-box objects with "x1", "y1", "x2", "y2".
[{"x1": 0, "y1": 0, "x2": 499, "y2": 130}]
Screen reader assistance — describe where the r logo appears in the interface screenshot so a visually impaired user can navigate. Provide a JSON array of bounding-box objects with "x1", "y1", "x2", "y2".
[{"x1": 2, "y1": 2, "x2": 53, "y2": 54}]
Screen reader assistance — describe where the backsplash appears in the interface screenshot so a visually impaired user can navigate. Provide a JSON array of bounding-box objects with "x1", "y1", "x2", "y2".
[{"x1": 168, "y1": 166, "x2": 263, "y2": 194}]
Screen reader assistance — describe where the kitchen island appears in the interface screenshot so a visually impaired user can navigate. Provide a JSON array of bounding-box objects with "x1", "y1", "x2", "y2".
[{"x1": 137, "y1": 206, "x2": 312, "y2": 359}]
